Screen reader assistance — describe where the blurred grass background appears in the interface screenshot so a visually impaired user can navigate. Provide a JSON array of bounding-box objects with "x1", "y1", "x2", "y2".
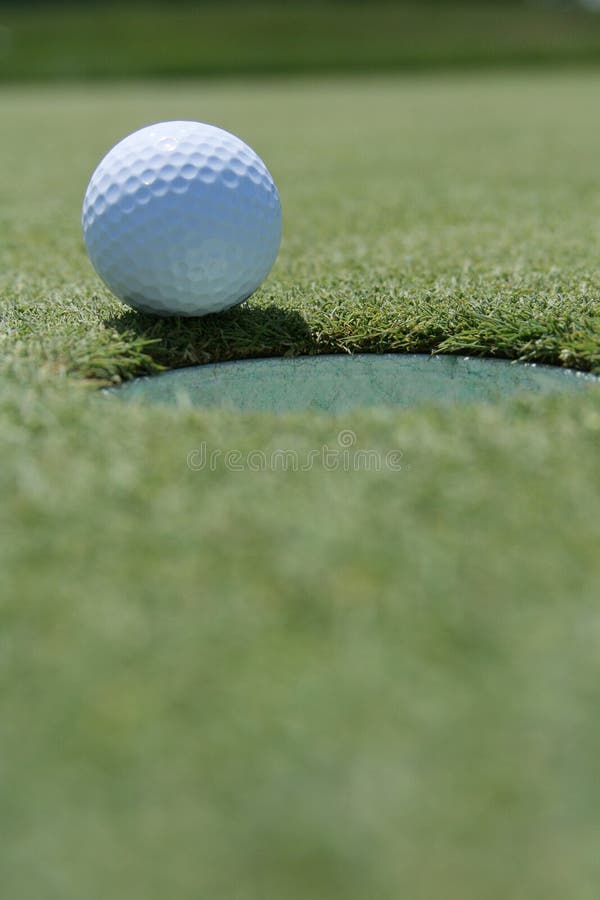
[{"x1": 2, "y1": 0, "x2": 600, "y2": 81}]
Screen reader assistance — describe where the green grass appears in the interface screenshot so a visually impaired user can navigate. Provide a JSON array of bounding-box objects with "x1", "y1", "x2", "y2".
[
  {"x1": 3, "y1": 2, "x2": 600, "y2": 81},
  {"x1": 2, "y1": 71, "x2": 600, "y2": 898}
]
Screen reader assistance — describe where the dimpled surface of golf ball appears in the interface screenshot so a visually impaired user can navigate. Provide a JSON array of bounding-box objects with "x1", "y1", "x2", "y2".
[{"x1": 82, "y1": 121, "x2": 282, "y2": 316}]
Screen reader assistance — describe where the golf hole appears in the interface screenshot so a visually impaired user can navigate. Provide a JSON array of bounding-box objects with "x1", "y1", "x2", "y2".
[{"x1": 111, "y1": 354, "x2": 599, "y2": 414}]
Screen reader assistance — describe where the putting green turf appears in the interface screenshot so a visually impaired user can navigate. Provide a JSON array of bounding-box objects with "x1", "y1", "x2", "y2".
[{"x1": 2, "y1": 72, "x2": 600, "y2": 898}]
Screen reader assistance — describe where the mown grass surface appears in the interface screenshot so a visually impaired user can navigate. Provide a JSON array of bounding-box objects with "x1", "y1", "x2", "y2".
[
  {"x1": 2, "y1": 2, "x2": 600, "y2": 81},
  {"x1": 2, "y1": 72, "x2": 600, "y2": 898}
]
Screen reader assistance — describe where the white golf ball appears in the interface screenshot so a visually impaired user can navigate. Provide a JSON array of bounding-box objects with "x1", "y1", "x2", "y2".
[{"x1": 82, "y1": 120, "x2": 282, "y2": 317}]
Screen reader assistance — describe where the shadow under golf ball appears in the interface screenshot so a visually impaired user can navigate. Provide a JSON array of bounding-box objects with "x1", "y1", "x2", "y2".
[{"x1": 110, "y1": 354, "x2": 599, "y2": 414}]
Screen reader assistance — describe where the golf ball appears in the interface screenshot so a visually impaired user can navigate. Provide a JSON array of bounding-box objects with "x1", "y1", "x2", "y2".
[{"x1": 82, "y1": 121, "x2": 282, "y2": 316}]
